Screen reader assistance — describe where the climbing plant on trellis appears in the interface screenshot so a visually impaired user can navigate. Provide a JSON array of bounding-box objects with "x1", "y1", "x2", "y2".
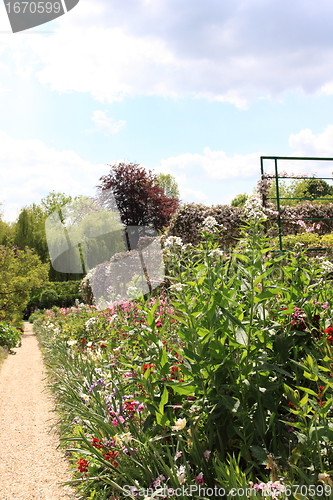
[{"x1": 260, "y1": 156, "x2": 333, "y2": 253}]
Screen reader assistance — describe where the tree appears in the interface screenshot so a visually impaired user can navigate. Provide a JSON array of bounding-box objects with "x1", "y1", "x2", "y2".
[
  {"x1": 293, "y1": 178, "x2": 333, "y2": 201},
  {"x1": 40, "y1": 191, "x2": 73, "y2": 216},
  {"x1": 0, "y1": 245, "x2": 48, "y2": 322},
  {"x1": 267, "y1": 177, "x2": 333, "y2": 206},
  {"x1": 0, "y1": 203, "x2": 15, "y2": 246},
  {"x1": 231, "y1": 193, "x2": 248, "y2": 207},
  {"x1": 155, "y1": 173, "x2": 180, "y2": 199},
  {"x1": 98, "y1": 162, "x2": 180, "y2": 248},
  {"x1": 13, "y1": 192, "x2": 85, "y2": 281}
]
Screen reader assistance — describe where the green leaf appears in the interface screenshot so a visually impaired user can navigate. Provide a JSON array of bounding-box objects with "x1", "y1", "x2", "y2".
[
  {"x1": 299, "y1": 393, "x2": 308, "y2": 407},
  {"x1": 169, "y1": 383, "x2": 196, "y2": 396},
  {"x1": 296, "y1": 386, "x2": 318, "y2": 397},
  {"x1": 159, "y1": 349, "x2": 168, "y2": 368},
  {"x1": 303, "y1": 370, "x2": 318, "y2": 381},
  {"x1": 158, "y1": 386, "x2": 168, "y2": 415},
  {"x1": 219, "y1": 307, "x2": 244, "y2": 328}
]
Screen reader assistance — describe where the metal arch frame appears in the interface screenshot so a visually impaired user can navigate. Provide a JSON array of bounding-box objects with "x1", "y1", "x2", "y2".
[{"x1": 260, "y1": 156, "x2": 333, "y2": 253}]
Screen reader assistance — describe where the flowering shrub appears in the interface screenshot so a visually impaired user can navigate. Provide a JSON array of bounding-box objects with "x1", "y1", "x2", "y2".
[
  {"x1": 0, "y1": 321, "x2": 22, "y2": 352},
  {"x1": 163, "y1": 203, "x2": 243, "y2": 250},
  {"x1": 164, "y1": 200, "x2": 333, "y2": 252}
]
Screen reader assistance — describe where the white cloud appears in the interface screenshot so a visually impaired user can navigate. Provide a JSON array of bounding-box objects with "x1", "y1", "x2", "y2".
[
  {"x1": 91, "y1": 110, "x2": 125, "y2": 135},
  {"x1": 179, "y1": 186, "x2": 208, "y2": 202},
  {"x1": 158, "y1": 148, "x2": 262, "y2": 180},
  {"x1": 2, "y1": 0, "x2": 333, "y2": 107},
  {"x1": 0, "y1": 131, "x2": 108, "y2": 221},
  {"x1": 289, "y1": 125, "x2": 333, "y2": 157}
]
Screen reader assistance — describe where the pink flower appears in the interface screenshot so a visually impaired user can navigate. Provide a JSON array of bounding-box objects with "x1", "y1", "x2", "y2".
[
  {"x1": 322, "y1": 302, "x2": 329, "y2": 310},
  {"x1": 111, "y1": 415, "x2": 125, "y2": 426},
  {"x1": 203, "y1": 450, "x2": 211, "y2": 461},
  {"x1": 195, "y1": 473, "x2": 205, "y2": 485}
]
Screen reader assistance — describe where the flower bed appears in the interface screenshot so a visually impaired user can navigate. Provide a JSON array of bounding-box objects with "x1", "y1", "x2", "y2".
[{"x1": 34, "y1": 217, "x2": 333, "y2": 500}]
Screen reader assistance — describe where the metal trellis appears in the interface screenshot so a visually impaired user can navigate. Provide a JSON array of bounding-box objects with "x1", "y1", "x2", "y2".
[{"x1": 260, "y1": 156, "x2": 333, "y2": 253}]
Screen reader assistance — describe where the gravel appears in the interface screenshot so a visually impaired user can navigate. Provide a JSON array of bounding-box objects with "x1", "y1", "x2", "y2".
[{"x1": 0, "y1": 322, "x2": 82, "y2": 500}]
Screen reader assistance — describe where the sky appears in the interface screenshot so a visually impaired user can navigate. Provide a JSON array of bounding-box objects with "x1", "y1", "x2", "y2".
[{"x1": 2, "y1": 0, "x2": 333, "y2": 221}]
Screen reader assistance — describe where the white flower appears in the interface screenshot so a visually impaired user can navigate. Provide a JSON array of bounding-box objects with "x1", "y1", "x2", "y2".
[
  {"x1": 164, "y1": 236, "x2": 184, "y2": 249},
  {"x1": 127, "y1": 286, "x2": 140, "y2": 298},
  {"x1": 243, "y1": 193, "x2": 267, "y2": 221},
  {"x1": 171, "y1": 418, "x2": 187, "y2": 431},
  {"x1": 121, "y1": 432, "x2": 133, "y2": 444},
  {"x1": 201, "y1": 216, "x2": 220, "y2": 232},
  {"x1": 176, "y1": 465, "x2": 187, "y2": 485},
  {"x1": 321, "y1": 260, "x2": 333, "y2": 273},
  {"x1": 85, "y1": 316, "x2": 98, "y2": 331},
  {"x1": 67, "y1": 340, "x2": 77, "y2": 346},
  {"x1": 169, "y1": 283, "x2": 187, "y2": 292},
  {"x1": 209, "y1": 248, "x2": 224, "y2": 259}
]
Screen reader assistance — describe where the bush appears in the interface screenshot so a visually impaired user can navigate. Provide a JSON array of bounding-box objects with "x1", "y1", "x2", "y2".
[
  {"x1": 0, "y1": 322, "x2": 22, "y2": 352},
  {"x1": 164, "y1": 203, "x2": 243, "y2": 250},
  {"x1": 165, "y1": 201, "x2": 333, "y2": 250},
  {"x1": 28, "y1": 281, "x2": 82, "y2": 309},
  {"x1": 39, "y1": 289, "x2": 58, "y2": 308}
]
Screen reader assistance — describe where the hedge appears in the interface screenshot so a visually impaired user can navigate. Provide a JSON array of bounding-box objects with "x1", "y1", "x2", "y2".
[{"x1": 27, "y1": 281, "x2": 82, "y2": 309}]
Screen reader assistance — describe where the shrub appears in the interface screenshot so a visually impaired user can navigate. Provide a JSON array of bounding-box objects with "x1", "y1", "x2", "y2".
[
  {"x1": 0, "y1": 322, "x2": 22, "y2": 352},
  {"x1": 164, "y1": 203, "x2": 243, "y2": 250},
  {"x1": 28, "y1": 281, "x2": 82, "y2": 309},
  {"x1": 39, "y1": 289, "x2": 58, "y2": 308},
  {"x1": 165, "y1": 201, "x2": 333, "y2": 250}
]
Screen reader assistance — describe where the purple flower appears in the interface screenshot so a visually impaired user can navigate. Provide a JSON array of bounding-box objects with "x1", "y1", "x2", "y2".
[{"x1": 195, "y1": 473, "x2": 205, "y2": 485}]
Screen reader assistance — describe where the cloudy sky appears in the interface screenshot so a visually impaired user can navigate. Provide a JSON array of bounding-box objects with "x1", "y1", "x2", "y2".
[{"x1": 1, "y1": 0, "x2": 333, "y2": 221}]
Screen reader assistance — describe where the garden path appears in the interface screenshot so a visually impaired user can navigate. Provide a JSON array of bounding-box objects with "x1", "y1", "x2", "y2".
[{"x1": 0, "y1": 322, "x2": 81, "y2": 500}]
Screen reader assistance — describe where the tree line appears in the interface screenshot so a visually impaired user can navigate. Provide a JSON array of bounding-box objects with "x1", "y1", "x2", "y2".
[{"x1": 0, "y1": 164, "x2": 180, "y2": 322}]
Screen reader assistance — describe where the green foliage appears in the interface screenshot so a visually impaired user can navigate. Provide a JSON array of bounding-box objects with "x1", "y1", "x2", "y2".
[
  {"x1": 39, "y1": 289, "x2": 59, "y2": 308},
  {"x1": 278, "y1": 233, "x2": 321, "y2": 250},
  {"x1": 155, "y1": 173, "x2": 180, "y2": 200},
  {"x1": 0, "y1": 321, "x2": 22, "y2": 352},
  {"x1": 231, "y1": 193, "x2": 248, "y2": 207},
  {"x1": 165, "y1": 203, "x2": 243, "y2": 250},
  {"x1": 34, "y1": 218, "x2": 333, "y2": 498},
  {"x1": 0, "y1": 245, "x2": 49, "y2": 322},
  {"x1": 28, "y1": 281, "x2": 82, "y2": 309},
  {"x1": 13, "y1": 192, "x2": 86, "y2": 282},
  {"x1": 268, "y1": 177, "x2": 333, "y2": 206},
  {"x1": 40, "y1": 190, "x2": 73, "y2": 215},
  {"x1": 294, "y1": 178, "x2": 333, "y2": 201}
]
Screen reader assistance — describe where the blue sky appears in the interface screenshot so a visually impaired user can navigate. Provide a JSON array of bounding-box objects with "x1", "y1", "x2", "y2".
[{"x1": 2, "y1": 0, "x2": 333, "y2": 221}]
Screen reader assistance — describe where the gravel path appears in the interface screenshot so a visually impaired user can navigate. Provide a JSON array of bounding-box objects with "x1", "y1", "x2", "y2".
[{"x1": 0, "y1": 322, "x2": 81, "y2": 500}]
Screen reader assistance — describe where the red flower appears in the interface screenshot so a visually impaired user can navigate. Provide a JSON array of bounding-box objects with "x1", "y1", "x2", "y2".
[
  {"x1": 155, "y1": 320, "x2": 163, "y2": 328},
  {"x1": 142, "y1": 363, "x2": 155, "y2": 374},
  {"x1": 103, "y1": 450, "x2": 119, "y2": 468},
  {"x1": 77, "y1": 458, "x2": 89, "y2": 473},
  {"x1": 91, "y1": 437, "x2": 103, "y2": 449}
]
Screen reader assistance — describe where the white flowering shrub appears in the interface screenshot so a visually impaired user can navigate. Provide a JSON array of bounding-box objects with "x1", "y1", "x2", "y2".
[{"x1": 243, "y1": 193, "x2": 267, "y2": 221}]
